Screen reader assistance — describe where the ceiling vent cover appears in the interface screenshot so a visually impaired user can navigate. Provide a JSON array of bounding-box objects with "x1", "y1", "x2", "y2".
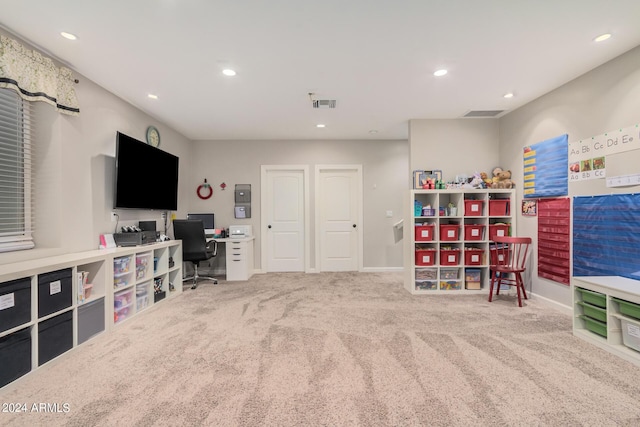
[
  {"x1": 313, "y1": 99, "x2": 337, "y2": 109},
  {"x1": 463, "y1": 110, "x2": 505, "y2": 118}
]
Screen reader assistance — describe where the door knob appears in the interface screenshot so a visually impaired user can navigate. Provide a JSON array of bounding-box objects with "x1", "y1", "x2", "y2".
[
  {"x1": 352, "y1": 224, "x2": 357, "y2": 228},
  {"x1": 268, "y1": 225, "x2": 272, "y2": 229}
]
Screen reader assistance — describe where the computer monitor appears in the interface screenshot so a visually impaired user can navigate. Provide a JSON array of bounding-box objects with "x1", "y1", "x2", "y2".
[{"x1": 187, "y1": 213, "x2": 215, "y2": 236}]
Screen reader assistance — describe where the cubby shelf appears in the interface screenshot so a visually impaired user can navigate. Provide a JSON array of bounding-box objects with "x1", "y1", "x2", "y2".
[
  {"x1": 404, "y1": 189, "x2": 516, "y2": 295},
  {"x1": 0, "y1": 240, "x2": 182, "y2": 390},
  {"x1": 572, "y1": 276, "x2": 640, "y2": 368}
]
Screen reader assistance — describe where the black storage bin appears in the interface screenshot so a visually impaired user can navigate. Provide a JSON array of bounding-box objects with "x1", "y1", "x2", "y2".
[
  {"x1": 38, "y1": 310, "x2": 73, "y2": 366},
  {"x1": 0, "y1": 277, "x2": 31, "y2": 333},
  {"x1": 154, "y1": 291, "x2": 166, "y2": 303},
  {"x1": 78, "y1": 297, "x2": 105, "y2": 344},
  {"x1": 38, "y1": 268, "x2": 73, "y2": 318},
  {"x1": 0, "y1": 327, "x2": 32, "y2": 388}
]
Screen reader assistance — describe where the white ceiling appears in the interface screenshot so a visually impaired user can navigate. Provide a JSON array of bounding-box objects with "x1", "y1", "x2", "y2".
[{"x1": 2, "y1": 0, "x2": 640, "y2": 141}]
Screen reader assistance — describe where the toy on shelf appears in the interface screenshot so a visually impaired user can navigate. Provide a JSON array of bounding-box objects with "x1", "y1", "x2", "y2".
[
  {"x1": 422, "y1": 177, "x2": 436, "y2": 189},
  {"x1": 469, "y1": 172, "x2": 485, "y2": 188},
  {"x1": 481, "y1": 172, "x2": 492, "y2": 188},
  {"x1": 491, "y1": 167, "x2": 503, "y2": 187},
  {"x1": 491, "y1": 167, "x2": 514, "y2": 189}
]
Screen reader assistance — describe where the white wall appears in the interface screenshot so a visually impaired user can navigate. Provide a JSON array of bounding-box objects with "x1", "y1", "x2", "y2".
[
  {"x1": 0, "y1": 28, "x2": 407, "y2": 272},
  {"x1": 499, "y1": 45, "x2": 640, "y2": 308},
  {"x1": 409, "y1": 119, "x2": 500, "y2": 183},
  {"x1": 0, "y1": 30, "x2": 193, "y2": 265},
  {"x1": 188, "y1": 139, "x2": 408, "y2": 271}
]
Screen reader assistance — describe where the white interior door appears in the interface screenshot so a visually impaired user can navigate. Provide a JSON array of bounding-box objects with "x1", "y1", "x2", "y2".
[
  {"x1": 317, "y1": 166, "x2": 362, "y2": 271},
  {"x1": 262, "y1": 167, "x2": 307, "y2": 272}
]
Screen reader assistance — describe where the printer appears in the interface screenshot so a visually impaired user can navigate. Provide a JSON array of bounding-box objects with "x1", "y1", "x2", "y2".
[{"x1": 229, "y1": 225, "x2": 253, "y2": 239}]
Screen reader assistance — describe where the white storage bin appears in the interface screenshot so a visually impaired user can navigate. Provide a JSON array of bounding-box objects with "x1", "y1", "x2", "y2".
[{"x1": 619, "y1": 315, "x2": 640, "y2": 352}]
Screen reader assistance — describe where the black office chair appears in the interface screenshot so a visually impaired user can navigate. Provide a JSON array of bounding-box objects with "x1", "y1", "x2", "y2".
[{"x1": 172, "y1": 219, "x2": 218, "y2": 289}]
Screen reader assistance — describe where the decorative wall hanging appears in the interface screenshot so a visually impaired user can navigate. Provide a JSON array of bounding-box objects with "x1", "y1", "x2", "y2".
[
  {"x1": 0, "y1": 35, "x2": 79, "y2": 115},
  {"x1": 523, "y1": 134, "x2": 568, "y2": 198},
  {"x1": 522, "y1": 199, "x2": 537, "y2": 216},
  {"x1": 197, "y1": 179, "x2": 213, "y2": 200},
  {"x1": 569, "y1": 124, "x2": 640, "y2": 182},
  {"x1": 573, "y1": 194, "x2": 640, "y2": 281},
  {"x1": 538, "y1": 198, "x2": 570, "y2": 285}
]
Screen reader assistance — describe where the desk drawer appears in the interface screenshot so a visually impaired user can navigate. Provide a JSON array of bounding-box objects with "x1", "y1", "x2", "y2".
[
  {"x1": 226, "y1": 240, "x2": 251, "y2": 281},
  {"x1": 228, "y1": 242, "x2": 247, "y2": 261}
]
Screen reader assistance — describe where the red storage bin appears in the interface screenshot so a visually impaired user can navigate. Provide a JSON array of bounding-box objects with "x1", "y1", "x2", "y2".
[
  {"x1": 464, "y1": 200, "x2": 484, "y2": 216},
  {"x1": 439, "y1": 224, "x2": 460, "y2": 241},
  {"x1": 489, "y1": 199, "x2": 510, "y2": 216},
  {"x1": 464, "y1": 248, "x2": 485, "y2": 266},
  {"x1": 440, "y1": 249, "x2": 460, "y2": 266},
  {"x1": 415, "y1": 249, "x2": 437, "y2": 266},
  {"x1": 489, "y1": 245, "x2": 510, "y2": 266},
  {"x1": 464, "y1": 224, "x2": 485, "y2": 241},
  {"x1": 414, "y1": 224, "x2": 435, "y2": 241},
  {"x1": 489, "y1": 224, "x2": 510, "y2": 240}
]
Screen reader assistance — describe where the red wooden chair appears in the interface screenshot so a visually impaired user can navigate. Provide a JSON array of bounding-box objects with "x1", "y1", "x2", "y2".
[{"x1": 488, "y1": 236, "x2": 532, "y2": 307}]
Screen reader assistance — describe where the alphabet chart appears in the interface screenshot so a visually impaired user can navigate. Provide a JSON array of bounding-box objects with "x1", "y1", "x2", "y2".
[{"x1": 569, "y1": 124, "x2": 640, "y2": 181}]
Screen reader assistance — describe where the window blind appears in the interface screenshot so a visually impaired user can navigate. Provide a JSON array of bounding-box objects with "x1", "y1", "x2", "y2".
[{"x1": 0, "y1": 88, "x2": 35, "y2": 252}]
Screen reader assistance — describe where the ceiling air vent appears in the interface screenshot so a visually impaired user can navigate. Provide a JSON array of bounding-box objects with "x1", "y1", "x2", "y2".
[
  {"x1": 312, "y1": 99, "x2": 337, "y2": 109},
  {"x1": 463, "y1": 110, "x2": 505, "y2": 118}
]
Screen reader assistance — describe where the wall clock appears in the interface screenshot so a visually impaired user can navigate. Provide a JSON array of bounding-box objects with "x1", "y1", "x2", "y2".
[{"x1": 146, "y1": 126, "x2": 161, "y2": 147}]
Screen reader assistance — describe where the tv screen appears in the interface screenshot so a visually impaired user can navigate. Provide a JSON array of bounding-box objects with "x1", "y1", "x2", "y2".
[{"x1": 114, "y1": 131, "x2": 179, "y2": 210}]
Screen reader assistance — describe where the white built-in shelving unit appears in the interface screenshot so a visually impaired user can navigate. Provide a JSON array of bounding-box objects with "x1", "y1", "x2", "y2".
[
  {"x1": 0, "y1": 241, "x2": 182, "y2": 390},
  {"x1": 404, "y1": 189, "x2": 516, "y2": 295},
  {"x1": 572, "y1": 275, "x2": 640, "y2": 368}
]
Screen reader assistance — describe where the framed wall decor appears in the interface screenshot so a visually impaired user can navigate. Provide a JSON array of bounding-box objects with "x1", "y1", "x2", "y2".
[
  {"x1": 412, "y1": 169, "x2": 442, "y2": 189},
  {"x1": 522, "y1": 199, "x2": 537, "y2": 216}
]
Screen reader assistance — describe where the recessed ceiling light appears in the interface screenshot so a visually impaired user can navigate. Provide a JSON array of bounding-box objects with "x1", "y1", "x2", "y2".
[
  {"x1": 148, "y1": 94, "x2": 158, "y2": 100},
  {"x1": 222, "y1": 69, "x2": 237, "y2": 76},
  {"x1": 594, "y1": 33, "x2": 611, "y2": 42},
  {"x1": 60, "y1": 32, "x2": 77, "y2": 40},
  {"x1": 369, "y1": 130, "x2": 379, "y2": 134},
  {"x1": 503, "y1": 93, "x2": 514, "y2": 99},
  {"x1": 316, "y1": 124, "x2": 326, "y2": 128},
  {"x1": 433, "y1": 69, "x2": 448, "y2": 77}
]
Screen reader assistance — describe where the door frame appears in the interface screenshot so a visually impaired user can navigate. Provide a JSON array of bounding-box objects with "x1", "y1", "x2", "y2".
[
  {"x1": 260, "y1": 165, "x2": 311, "y2": 273},
  {"x1": 314, "y1": 164, "x2": 364, "y2": 272}
]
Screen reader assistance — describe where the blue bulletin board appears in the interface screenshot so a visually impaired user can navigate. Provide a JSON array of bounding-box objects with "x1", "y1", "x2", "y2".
[
  {"x1": 573, "y1": 194, "x2": 640, "y2": 280},
  {"x1": 523, "y1": 134, "x2": 568, "y2": 198}
]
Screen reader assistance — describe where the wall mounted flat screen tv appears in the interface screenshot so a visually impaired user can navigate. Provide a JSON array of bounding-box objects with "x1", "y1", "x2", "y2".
[{"x1": 114, "y1": 131, "x2": 179, "y2": 210}]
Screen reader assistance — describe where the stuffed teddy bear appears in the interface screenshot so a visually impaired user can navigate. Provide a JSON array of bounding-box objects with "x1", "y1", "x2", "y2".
[
  {"x1": 491, "y1": 167, "x2": 503, "y2": 188},
  {"x1": 492, "y1": 169, "x2": 514, "y2": 188}
]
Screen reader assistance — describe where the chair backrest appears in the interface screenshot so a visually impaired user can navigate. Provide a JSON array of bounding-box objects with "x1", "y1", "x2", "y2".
[
  {"x1": 490, "y1": 236, "x2": 532, "y2": 271},
  {"x1": 173, "y1": 219, "x2": 208, "y2": 262}
]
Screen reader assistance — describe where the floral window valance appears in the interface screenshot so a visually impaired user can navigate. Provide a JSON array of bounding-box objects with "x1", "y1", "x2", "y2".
[{"x1": 0, "y1": 35, "x2": 79, "y2": 115}]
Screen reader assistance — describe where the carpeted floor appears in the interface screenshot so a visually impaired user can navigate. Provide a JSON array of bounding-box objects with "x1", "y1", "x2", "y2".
[{"x1": 2, "y1": 272, "x2": 640, "y2": 426}]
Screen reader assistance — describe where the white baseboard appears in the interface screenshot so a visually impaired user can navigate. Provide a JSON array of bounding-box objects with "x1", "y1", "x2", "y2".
[
  {"x1": 530, "y1": 292, "x2": 572, "y2": 316},
  {"x1": 361, "y1": 267, "x2": 403, "y2": 273},
  {"x1": 254, "y1": 268, "x2": 408, "y2": 275}
]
